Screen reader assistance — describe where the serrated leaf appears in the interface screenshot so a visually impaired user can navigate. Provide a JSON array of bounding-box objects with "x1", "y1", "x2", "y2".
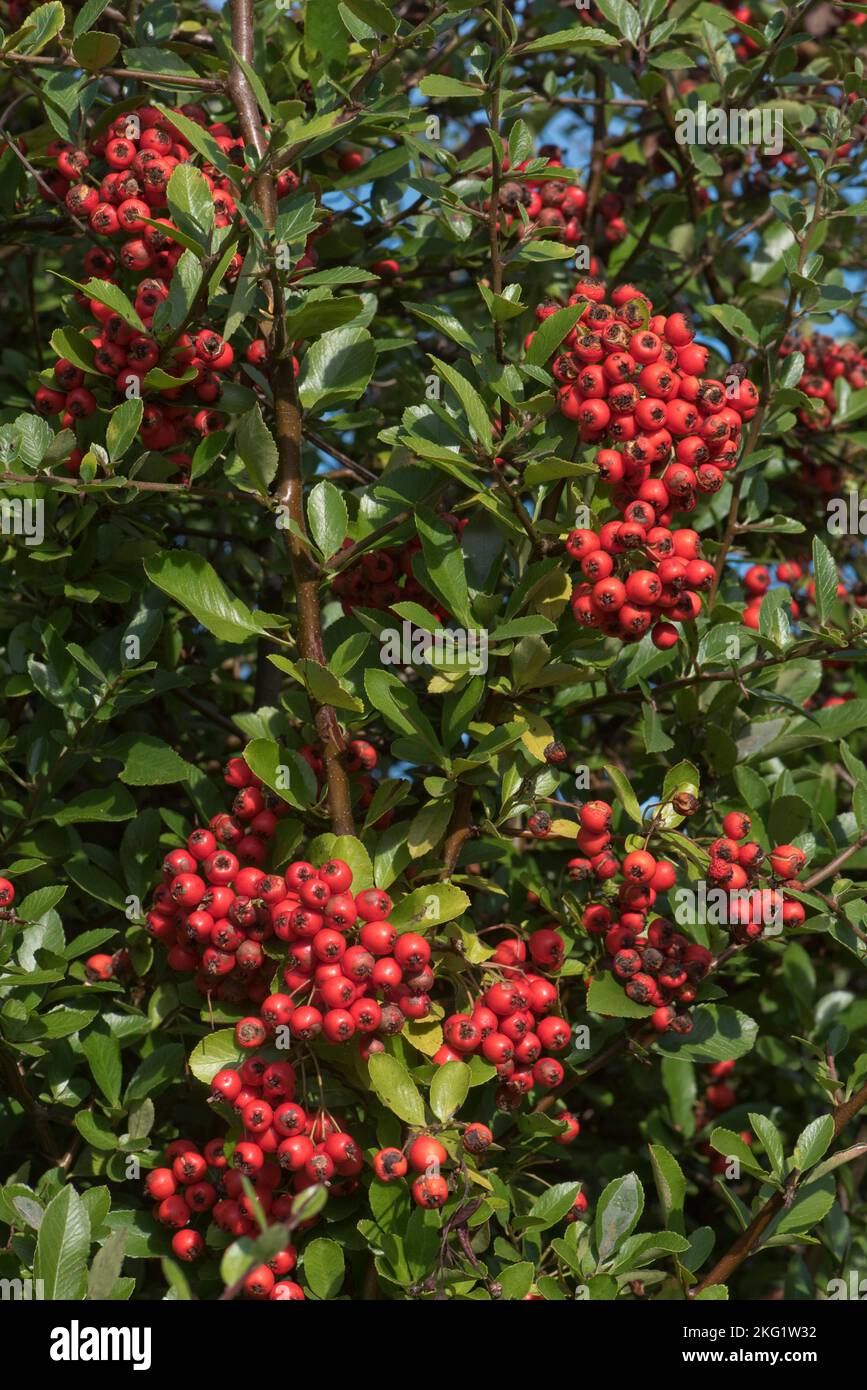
[
  {"x1": 35, "y1": 1185, "x2": 90, "y2": 1300},
  {"x1": 794, "y1": 1114, "x2": 835, "y2": 1172},
  {"x1": 368, "y1": 1052, "x2": 425, "y2": 1126},
  {"x1": 235, "y1": 404, "x2": 278, "y2": 495},
  {"x1": 307, "y1": 479, "x2": 348, "y2": 559},
  {"x1": 144, "y1": 550, "x2": 275, "y2": 644},
  {"x1": 429, "y1": 1061, "x2": 470, "y2": 1122}
]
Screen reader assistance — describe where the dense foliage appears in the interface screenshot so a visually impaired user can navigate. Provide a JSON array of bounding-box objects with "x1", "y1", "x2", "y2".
[{"x1": 1, "y1": 0, "x2": 867, "y2": 1304}]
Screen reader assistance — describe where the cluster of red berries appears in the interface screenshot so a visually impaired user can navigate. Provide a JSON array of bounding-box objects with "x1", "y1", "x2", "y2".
[
  {"x1": 146, "y1": 754, "x2": 439, "y2": 1038},
  {"x1": 143, "y1": 1122, "x2": 328, "y2": 1298},
  {"x1": 543, "y1": 279, "x2": 757, "y2": 647},
  {"x1": 329, "y1": 517, "x2": 464, "y2": 618},
  {"x1": 487, "y1": 144, "x2": 626, "y2": 248},
  {"x1": 144, "y1": 754, "x2": 301, "y2": 1003},
  {"x1": 567, "y1": 801, "x2": 807, "y2": 1028},
  {"x1": 229, "y1": 864, "x2": 438, "y2": 1053},
  {"x1": 781, "y1": 332, "x2": 867, "y2": 432},
  {"x1": 372, "y1": 1105, "x2": 580, "y2": 1211},
  {"x1": 431, "y1": 927, "x2": 574, "y2": 1112},
  {"x1": 32, "y1": 105, "x2": 308, "y2": 473}
]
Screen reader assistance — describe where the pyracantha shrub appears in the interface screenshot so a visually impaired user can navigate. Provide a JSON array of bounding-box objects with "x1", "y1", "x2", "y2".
[{"x1": 3, "y1": 0, "x2": 867, "y2": 1315}]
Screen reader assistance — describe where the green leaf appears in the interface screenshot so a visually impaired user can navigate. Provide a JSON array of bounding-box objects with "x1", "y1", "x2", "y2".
[
  {"x1": 595, "y1": 1172, "x2": 644, "y2": 1261},
  {"x1": 54, "y1": 275, "x2": 144, "y2": 333},
  {"x1": 297, "y1": 658, "x2": 363, "y2": 712},
  {"x1": 304, "y1": 1237, "x2": 345, "y2": 1299},
  {"x1": 188, "y1": 1028, "x2": 245, "y2": 1084},
  {"x1": 603, "y1": 763, "x2": 643, "y2": 825},
  {"x1": 749, "y1": 1113, "x2": 785, "y2": 1179},
  {"x1": 595, "y1": 0, "x2": 641, "y2": 44},
  {"x1": 242, "y1": 738, "x2": 318, "y2": 811},
  {"x1": 54, "y1": 785, "x2": 136, "y2": 825},
  {"x1": 657, "y1": 1005, "x2": 758, "y2": 1061},
  {"x1": 144, "y1": 550, "x2": 274, "y2": 644},
  {"x1": 429, "y1": 356, "x2": 493, "y2": 452},
  {"x1": 166, "y1": 163, "x2": 213, "y2": 245},
  {"x1": 418, "y1": 74, "x2": 484, "y2": 98},
  {"x1": 527, "y1": 1180, "x2": 583, "y2": 1230},
  {"x1": 283, "y1": 294, "x2": 364, "y2": 342},
  {"x1": 220, "y1": 1225, "x2": 288, "y2": 1287},
  {"x1": 124, "y1": 1044, "x2": 185, "y2": 1103},
  {"x1": 368, "y1": 1052, "x2": 425, "y2": 1126},
  {"x1": 49, "y1": 327, "x2": 96, "y2": 373},
  {"x1": 519, "y1": 25, "x2": 617, "y2": 53},
  {"x1": 152, "y1": 105, "x2": 235, "y2": 180},
  {"x1": 342, "y1": 0, "x2": 398, "y2": 35},
  {"x1": 298, "y1": 326, "x2": 375, "y2": 410},
  {"x1": 35, "y1": 1185, "x2": 90, "y2": 1300},
  {"x1": 498, "y1": 1260, "x2": 535, "y2": 1298},
  {"x1": 307, "y1": 479, "x2": 348, "y2": 559},
  {"x1": 87, "y1": 1229, "x2": 127, "y2": 1300},
  {"x1": 6, "y1": 2, "x2": 65, "y2": 56},
  {"x1": 82, "y1": 1029, "x2": 122, "y2": 1107},
  {"x1": 764, "y1": 1177, "x2": 836, "y2": 1240},
  {"x1": 227, "y1": 44, "x2": 272, "y2": 122},
  {"x1": 106, "y1": 733, "x2": 192, "y2": 786},
  {"x1": 363, "y1": 669, "x2": 443, "y2": 759},
  {"x1": 794, "y1": 1114, "x2": 835, "y2": 1172},
  {"x1": 154, "y1": 250, "x2": 202, "y2": 336},
  {"x1": 235, "y1": 404, "x2": 278, "y2": 496},
  {"x1": 706, "y1": 303, "x2": 759, "y2": 347},
  {"x1": 758, "y1": 587, "x2": 792, "y2": 649},
  {"x1": 429, "y1": 1061, "x2": 470, "y2": 1121},
  {"x1": 587, "y1": 973, "x2": 653, "y2": 1019},
  {"x1": 415, "y1": 506, "x2": 471, "y2": 626},
  {"x1": 709, "y1": 1127, "x2": 767, "y2": 1178},
  {"x1": 73, "y1": 0, "x2": 111, "y2": 37},
  {"x1": 106, "y1": 398, "x2": 143, "y2": 463},
  {"x1": 811, "y1": 536, "x2": 838, "y2": 625},
  {"x1": 526, "y1": 303, "x2": 586, "y2": 366},
  {"x1": 390, "y1": 882, "x2": 470, "y2": 933},
  {"x1": 71, "y1": 30, "x2": 120, "y2": 70},
  {"x1": 648, "y1": 1144, "x2": 686, "y2": 1234},
  {"x1": 407, "y1": 797, "x2": 452, "y2": 860},
  {"x1": 75, "y1": 1111, "x2": 117, "y2": 1151}
]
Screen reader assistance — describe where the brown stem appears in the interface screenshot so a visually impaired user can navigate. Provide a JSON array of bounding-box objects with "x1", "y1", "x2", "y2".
[
  {"x1": 802, "y1": 831, "x2": 867, "y2": 891},
  {"x1": 692, "y1": 1079, "x2": 867, "y2": 1296},
  {"x1": 0, "y1": 470, "x2": 245, "y2": 502},
  {"x1": 228, "y1": 0, "x2": 354, "y2": 836},
  {"x1": 0, "y1": 51, "x2": 223, "y2": 89},
  {"x1": 0, "y1": 1046, "x2": 61, "y2": 1163}
]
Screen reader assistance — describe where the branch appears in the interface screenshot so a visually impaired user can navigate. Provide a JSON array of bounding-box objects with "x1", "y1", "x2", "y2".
[
  {"x1": 691, "y1": 1078, "x2": 867, "y2": 1296},
  {"x1": 228, "y1": 0, "x2": 354, "y2": 836},
  {"x1": 802, "y1": 831, "x2": 867, "y2": 891},
  {"x1": 0, "y1": 51, "x2": 223, "y2": 89},
  {"x1": 0, "y1": 471, "x2": 244, "y2": 502}
]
